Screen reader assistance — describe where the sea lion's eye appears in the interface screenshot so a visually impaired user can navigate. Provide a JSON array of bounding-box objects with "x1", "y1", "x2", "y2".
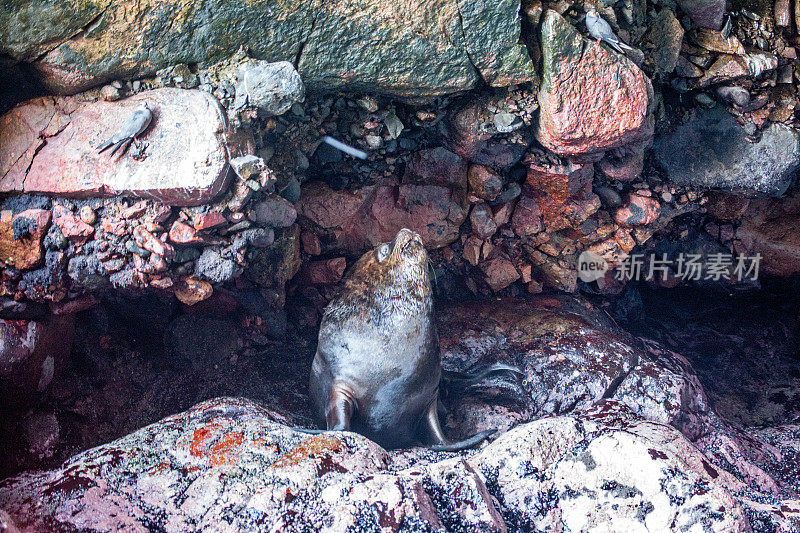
[{"x1": 377, "y1": 244, "x2": 390, "y2": 262}]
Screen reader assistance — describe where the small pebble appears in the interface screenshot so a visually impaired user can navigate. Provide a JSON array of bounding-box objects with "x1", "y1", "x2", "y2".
[{"x1": 79, "y1": 206, "x2": 97, "y2": 225}]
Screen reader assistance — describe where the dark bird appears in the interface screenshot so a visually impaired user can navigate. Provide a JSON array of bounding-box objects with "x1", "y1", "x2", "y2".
[
  {"x1": 586, "y1": 8, "x2": 636, "y2": 55},
  {"x1": 97, "y1": 102, "x2": 152, "y2": 156}
]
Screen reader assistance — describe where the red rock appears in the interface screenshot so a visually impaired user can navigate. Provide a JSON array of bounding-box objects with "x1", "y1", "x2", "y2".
[
  {"x1": 149, "y1": 277, "x2": 174, "y2": 289},
  {"x1": 0, "y1": 89, "x2": 232, "y2": 206},
  {"x1": 538, "y1": 11, "x2": 653, "y2": 155},
  {"x1": 0, "y1": 314, "x2": 75, "y2": 399},
  {"x1": 468, "y1": 164, "x2": 503, "y2": 201},
  {"x1": 52, "y1": 204, "x2": 94, "y2": 241},
  {"x1": 296, "y1": 178, "x2": 467, "y2": 254},
  {"x1": 169, "y1": 221, "x2": 203, "y2": 244},
  {"x1": 734, "y1": 193, "x2": 800, "y2": 277},
  {"x1": 133, "y1": 225, "x2": 175, "y2": 260},
  {"x1": 615, "y1": 194, "x2": 661, "y2": 226},
  {"x1": 193, "y1": 211, "x2": 227, "y2": 231},
  {"x1": 492, "y1": 200, "x2": 516, "y2": 227},
  {"x1": 525, "y1": 158, "x2": 594, "y2": 232},
  {"x1": 0, "y1": 209, "x2": 51, "y2": 269},
  {"x1": 440, "y1": 100, "x2": 493, "y2": 160},
  {"x1": 174, "y1": 276, "x2": 214, "y2": 306},
  {"x1": 511, "y1": 196, "x2": 543, "y2": 237},
  {"x1": 480, "y1": 256, "x2": 520, "y2": 292},
  {"x1": 299, "y1": 257, "x2": 347, "y2": 285},
  {"x1": 470, "y1": 202, "x2": 498, "y2": 239},
  {"x1": 301, "y1": 230, "x2": 322, "y2": 256}
]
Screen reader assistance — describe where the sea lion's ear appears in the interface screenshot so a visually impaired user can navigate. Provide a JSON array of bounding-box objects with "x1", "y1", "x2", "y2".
[{"x1": 377, "y1": 244, "x2": 391, "y2": 262}]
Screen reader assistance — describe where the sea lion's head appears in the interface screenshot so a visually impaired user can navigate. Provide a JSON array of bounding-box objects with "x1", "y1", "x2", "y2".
[{"x1": 332, "y1": 229, "x2": 432, "y2": 319}]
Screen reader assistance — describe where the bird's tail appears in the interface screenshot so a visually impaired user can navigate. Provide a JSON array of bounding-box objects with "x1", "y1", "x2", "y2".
[
  {"x1": 441, "y1": 362, "x2": 527, "y2": 405},
  {"x1": 97, "y1": 140, "x2": 115, "y2": 153}
]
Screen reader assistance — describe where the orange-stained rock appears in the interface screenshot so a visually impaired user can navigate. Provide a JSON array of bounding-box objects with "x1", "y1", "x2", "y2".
[
  {"x1": 525, "y1": 157, "x2": 595, "y2": 232},
  {"x1": 537, "y1": 10, "x2": 653, "y2": 156},
  {"x1": 0, "y1": 209, "x2": 51, "y2": 269},
  {"x1": 174, "y1": 276, "x2": 214, "y2": 306},
  {"x1": 480, "y1": 255, "x2": 520, "y2": 292},
  {"x1": 0, "y1": 88, "x2": 232, "y2": 206},
  {"x1": 52, "y1": 204, "x2": 93, "y2": 241},
  {"x1": 169, "y1": 221, "x2": 203, "y2": 244},
  {"x1": 511, "y1": 195, "x2": 543, "y2": 237}
]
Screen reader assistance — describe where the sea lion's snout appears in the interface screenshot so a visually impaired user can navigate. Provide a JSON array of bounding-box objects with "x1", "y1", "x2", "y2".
[{"x1": 393, "y1": 228, "x2": 425, "y2": 258}]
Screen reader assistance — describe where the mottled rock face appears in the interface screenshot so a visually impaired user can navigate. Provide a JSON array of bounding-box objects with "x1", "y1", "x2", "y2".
[
  {"x1": 654, "y1": 107, "x2": 800, "y2": 197},
  {"x1": 2, "y1": 0, "x2": 533, "y2": 99},
  {"x1": 470, "y1": 402, "x2": 749, "y2": 533},
  {"x1": 296, "y1": 149, "x2": 468, "y2": 254},
  {"x1": 0, "y1": 89, "x2": 232, "y2": 206},
  {"x1": 537, "y1": 10, "x2": 653, "y2": 156},
  {"x1": 731, "y1": 193, "x2": 800, "y2": 277},
  {"x1": 0, "y1": 314, "x2": 74, "y2": 401},
  {"x1": 0, "y1": 209, "x2": 51, "y2": 269}
]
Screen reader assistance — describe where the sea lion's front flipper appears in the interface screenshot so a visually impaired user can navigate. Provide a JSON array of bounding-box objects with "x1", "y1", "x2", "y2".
[
  {"x1": 421, "y1": 399, "x2": 496, "y2": 452},
  {"x1": 326, "y1": 386, "x2": 354, "y2": 431}
]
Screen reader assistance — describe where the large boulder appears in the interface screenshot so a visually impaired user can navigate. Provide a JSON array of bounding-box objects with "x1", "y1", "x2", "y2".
[
  {"x1": 1, "y1": 0, "x2": 534, "y2": 99},
  {"x1": 0, "y1": 397, "x2": 506, "y2": 532},
  {"x1": 653, "y1": 107, "x2": 800, "y2": 197},
  {"x1": 296, "y1": 149, "x2": 469, "y2": 255},
  {"x1": 536, "y1": 10, "x2": 653, "y2": 156},
  {"x1": 0, "y1": 89, "x2": 234, "y2": 206}
]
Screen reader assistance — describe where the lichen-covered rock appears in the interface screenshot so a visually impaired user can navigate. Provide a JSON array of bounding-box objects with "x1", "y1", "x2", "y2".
[
  {"x1": 537, "y1": 10, "x2": 653, "y2": 156},
  {"x1": 0, "y1": 397, "x2": 506, "y2": 532},
  {"x1": 653, "y1": 107, "x2": 800, "y2": 197},
  {"x1": 469, "y1": 402, "x2": 749, "y2": 532},
  {"x1": 0, "y1": 208, "x2": 51, "y2": 269},
  {"x1": 3, "y1": 0, "x2": 533, "y2": 99},
  {"x1": 0, "y1": 89, "x2": 232, "y2": 206}
]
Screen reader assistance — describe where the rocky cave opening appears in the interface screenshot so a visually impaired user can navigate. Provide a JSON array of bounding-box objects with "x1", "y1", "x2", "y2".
[{"x1": 3, "y1": 0, "x2": 800, "y2": 530}]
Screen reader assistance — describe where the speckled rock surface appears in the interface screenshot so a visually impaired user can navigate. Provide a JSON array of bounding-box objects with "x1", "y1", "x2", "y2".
[
  {"x1": 536, "y1": 10, "x2": 654, "y2": 156},
  {"x1": 653, "y1": 107, "x2": 800, "y2": 197},
  {"x1": 0, "y1": 88, "x2": 233, "y2": 206},
  {"x1": 1, "y1": 0, "x2": 534, "y2": 99}
]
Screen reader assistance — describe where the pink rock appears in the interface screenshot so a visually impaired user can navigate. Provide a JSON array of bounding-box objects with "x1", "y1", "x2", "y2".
[
  {"x1": 52, "y1": 204, "x2": 94, "y2": 241},
  {"x1": 169, "y1": 221, "x2": 202, "y2": 244},
  {"x1": 193, "y1": 211, "x2": 227, "y2": 231},
  {"x1": 537, "y1": 11, "x2": 653, "y2": 156},
  {"x1": 133, "y1": 225, "x2": 175, "y2": 260},
  {"x1": 0, "y1": 89, "x2": 232, "y2": 206}
]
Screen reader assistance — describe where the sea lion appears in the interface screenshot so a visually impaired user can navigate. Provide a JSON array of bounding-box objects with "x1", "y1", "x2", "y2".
[{"x1": 309, "y1": 228, "x2": 497, "y2": 451}]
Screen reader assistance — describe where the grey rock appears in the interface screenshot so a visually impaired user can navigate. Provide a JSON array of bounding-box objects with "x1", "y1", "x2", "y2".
[
  {"x1": 7, "y1": 0, "x2": 535, "y2": 99},
  {"x1": 230, "y1": 155, "x2": 266, "y2": 179},
  {"x1": 654, "y1": 107, "x2": 800, "y2": 196},
  {"x1": 716, "y1": 85, "x2": 750, "y2": 107},
  {"x1": 233, "y1": 60, "x2": 305, "y2": 116},
  {"x1": 248, "y1": 196, "x2": 297, "y2": 228},
  {"x1": 194, "y1": 248, "x2": 237, "y2": 283}
]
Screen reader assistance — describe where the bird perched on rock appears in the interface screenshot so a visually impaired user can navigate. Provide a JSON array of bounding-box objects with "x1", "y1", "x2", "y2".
[
  {"x1": 97, "y1": 102, "x2": 152, "y2": 156},
  {"x1": 585, "y1": 8, "x2": 636, "y2": 55}
]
